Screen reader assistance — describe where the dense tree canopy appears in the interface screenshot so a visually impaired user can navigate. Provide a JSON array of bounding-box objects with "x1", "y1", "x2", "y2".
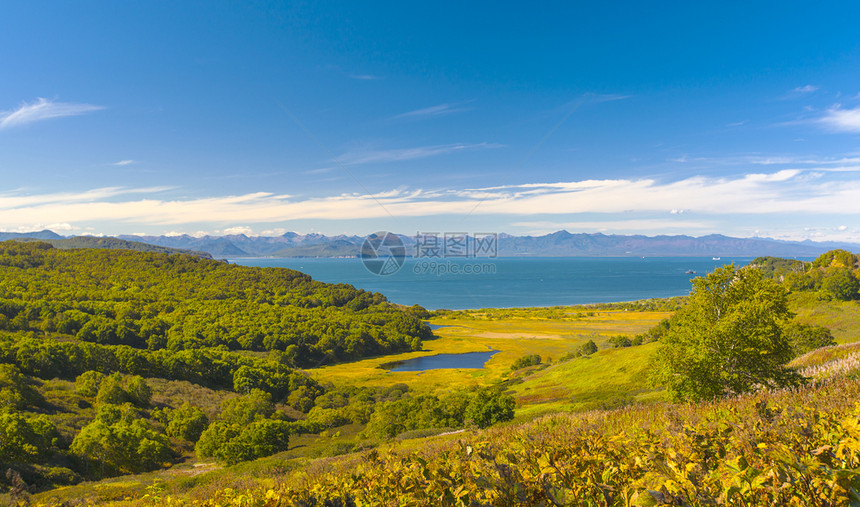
[
  {"x1": 0, "y1": 241, "x2": 430, "y2": 366},
  {"x1": 753, "y1": 250, "x2": 860, "y2": 301}
]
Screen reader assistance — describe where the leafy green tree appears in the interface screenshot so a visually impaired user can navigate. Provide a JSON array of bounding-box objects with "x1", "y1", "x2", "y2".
[
  {"x1": 165, "y1": 403, "x2": 209, "y2": 442},
  {"x1": 195, "y1": 419, "x2": 291, "y2": 465},
  {"x1": 71, "y1": 403, "x2": 172, "y2": 476},
  {"x1": 125, "y1": 375, "x2": 152, "y2": 406},
  {"x1": 0, "y1": 364, "x2": 43, "y2": 409},
  {"x1": 510, "y1": 354, "x2": 541, "y2": 370},
  {"x1": 783, "y1": 323, "x2": 836, "y2": 356},
  {"x1": 606, "y1": 335, "x2": 632, "y2": 348},
  {"x1": 651, "y1": 265, "x2": 802, "y2": 402},
  {"x1": 75, "y1": 370, "x2": 106, "y2": 398},
  {"x1": 0, "y1": 411, "x2": 54, "y2": 462},
  {"x1": 464, "y1": 388, "x2": 515, "y2": 429},
  {"x1": 220, "y1": 389, "x2": 274, "y2": 425},
  {"x1": 70, "y1": 420, "x2": 115, "y2": 476},
  {"x1": 195, "y1": 421, "x2": 239, "y2": 461},
  {"x1": 821, "y1": 267, "x2": 860, "y2": 301},
  {"x1": 95, "y1": 373, "x2": 126, "y2": 405},
  {"x1": 578, "y1": 340, "x2": 598, "y2": 356},
  {"x1": 812, "y1": 249, "x2": 857, "y2": 270},
  {"x1": 224, "y1": 419, "x2": 291, "y2": 464}
]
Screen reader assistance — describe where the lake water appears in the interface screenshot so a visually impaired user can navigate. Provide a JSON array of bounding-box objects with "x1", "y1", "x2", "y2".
[
  {"x1": 229, "y1": 257, "x2": 758, "y2": 310},
  {"x1": 383, "y1": 351, "x2": 499, "y2": 372}
]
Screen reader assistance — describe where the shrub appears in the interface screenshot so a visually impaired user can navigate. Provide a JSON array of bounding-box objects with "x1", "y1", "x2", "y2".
[{"x1": 510, "y1": 354, "x2": 541, "y2": 370}]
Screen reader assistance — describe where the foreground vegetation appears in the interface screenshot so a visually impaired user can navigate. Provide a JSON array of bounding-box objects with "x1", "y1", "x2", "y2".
[{"x1": 56, "y1": 375, "x2": 860, "y2": 506}]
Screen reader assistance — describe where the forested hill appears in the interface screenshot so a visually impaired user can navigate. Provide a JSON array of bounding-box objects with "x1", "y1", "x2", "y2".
[
  {"x1": 0, "y1": 241, "x2": 430, "y2": 368},
  {"x1": 17, "y1": 236, "x2": 213, "y2": 258}
]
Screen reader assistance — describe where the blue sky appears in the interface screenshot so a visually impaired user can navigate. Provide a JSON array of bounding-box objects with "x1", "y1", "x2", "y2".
[{"x1": 2, "y1": 1, "x2": 860, "y2": 241}]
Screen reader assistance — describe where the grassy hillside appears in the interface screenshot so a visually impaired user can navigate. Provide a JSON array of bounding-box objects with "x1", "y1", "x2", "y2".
[
  {"x1": 33, "y1": 360, "x2": 860, "y2": 505},
  {"x1": 789, "y1": 291, "x2": 860, "y2": 344},
  {"x1": 201, "y1": 376, "x2": 860, "y2": 507}
]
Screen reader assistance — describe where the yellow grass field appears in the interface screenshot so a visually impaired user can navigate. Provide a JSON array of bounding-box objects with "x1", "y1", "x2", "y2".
[{"x1": 309, "y1": 307, "x2": 673, "y2": 417}]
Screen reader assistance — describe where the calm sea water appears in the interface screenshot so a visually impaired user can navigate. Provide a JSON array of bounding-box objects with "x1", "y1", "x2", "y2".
[{"x1": 229, "y1": 257, "x2": 759, "y2": 310}]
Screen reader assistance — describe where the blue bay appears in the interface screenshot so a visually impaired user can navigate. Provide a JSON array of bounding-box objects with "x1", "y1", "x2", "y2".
[{"x1": 228, "y1": 257, "x2": 769, "y2": 310}]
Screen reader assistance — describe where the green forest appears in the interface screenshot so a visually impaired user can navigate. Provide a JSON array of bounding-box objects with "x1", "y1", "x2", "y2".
[{"x1": 0, "y1": 241, "x2": 467, "y2": 493}]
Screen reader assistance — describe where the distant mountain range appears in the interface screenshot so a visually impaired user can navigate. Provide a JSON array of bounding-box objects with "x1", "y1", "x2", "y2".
[{"x1": 2, "y1": 229, "x2": 858, "y2": 259}]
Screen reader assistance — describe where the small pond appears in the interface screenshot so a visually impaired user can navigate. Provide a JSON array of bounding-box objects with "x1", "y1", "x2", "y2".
[{"x1": 383, "y1": 351, "x2": 498, "y2": 372}]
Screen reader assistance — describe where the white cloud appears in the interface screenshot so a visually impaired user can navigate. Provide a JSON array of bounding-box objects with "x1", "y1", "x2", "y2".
[
  {"x1": 221, "y1": 226, "x2": 254, "y2": 235},
  {"x1": 112, "y1": 160, "x2": 137, "y2": 166},
  {"x1": 1, "y1": 169, "x2": 860, "y2": 233},
  {"x1": 793, "y1": 85, "x2": 819, "y2": 94},
  {"x1": 335, "y1": 142, "x2": 501, "y2": 165},
  {"x1": 0, "y1": 186, "x2": 173, "y2": 211},
  {"x1": 261, "y1": 227, "x2": 289, "y2": 236},
  {"x1": 512, "y1": 219, "x2": 716, "y2": 235},
  {"x1": 820, "y1": 105, "x2": 860, "y2": 133},
  {"x1": 779, "y1": 85, "x2": 820, "y2": 100},
  {"x1": 587, "y1": 93, "x2": 632, "y2": 103},
  {"x1": 390, "y1": 103, "x2": 473, "y2": 120},
  {"x1": 0, "y1": 97, "x2": 104, "y2": 129},
  {"x1": 1, "y1": 222, "x2": 77, "y2": 233},
  {"x1": 348, "y1": 74, "x2": 382, "y2": 80},
  {"x1": 304, "y1": 167, "x2": 333, "y2": 175}
]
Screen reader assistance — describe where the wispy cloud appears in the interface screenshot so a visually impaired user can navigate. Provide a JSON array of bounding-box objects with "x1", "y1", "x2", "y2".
[
  {"x1": 794, "y1": 85, "x2": 819, "y2": 94},
  {"x1": 335, "y1": 142, "x2": 502, "y2": 166},
  {"x1": 779, "y1": 85, "x2": 820, "y2": 100},
  {"x1": 3, "y1": 169, "x2": 860, "y2": 236},
  {"x1": 348, "y1": 74, "x2": 383, "y2": 80},
  {"x1": 512, "y1": 218, "x2": 716, "y2": 235},
  {"x1": 0, "y1": 186, "x2": 173, "y2": 211},
  {"x1": 587, "y1": 93, "x2": 632, "y2": 103},
  {"x1": 819, "y1": 105, "x2": 860, "y2": 133},
  {"x1": 303, "y1": 167, "x2": 334, "y2": 175},
  {"x1": 0, "y1": 98, "x2": 104, "y2": 129},
  {"x1": 553, "y1": 93, "x2": 632, "y2": 115},
  {"x1": 667, "y1": 153, "x2": 860, "y2": 169},
  {"x1": 390, "y1": 102, "x2": 473, "y2": 121},
  {"x1": 112, "y1": 160, "x2": 137, "y2": 166}
]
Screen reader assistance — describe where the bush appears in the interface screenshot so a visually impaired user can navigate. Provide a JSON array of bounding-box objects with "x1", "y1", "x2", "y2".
[
  {"x1": 606, "y1": 335, "x2": 632, "y2": 348},
  {"x1": 165, "y1": 403, "x2": 209, "y2": 442},
  {"x1": 196, "y1": 419, "x2": 291, "y2": 465},
  {"x1": 821, "y1": 267, "x2": 860, "y2": 301},
  {"x1": 578, "y1": 340, "x2": 598, "y2": 356},
  {"x1": 783, "y1": 323, "x2": 836, "y2": 356},
  {"x1": 510, "y1": 354, "x2": 541, "y2": 370},
  {"x1": 464, "y1": 388, "x2": 515, "y2": 429},
  {"x1": 75, "y1": 370, "x2": 106, "y2": 398}
]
